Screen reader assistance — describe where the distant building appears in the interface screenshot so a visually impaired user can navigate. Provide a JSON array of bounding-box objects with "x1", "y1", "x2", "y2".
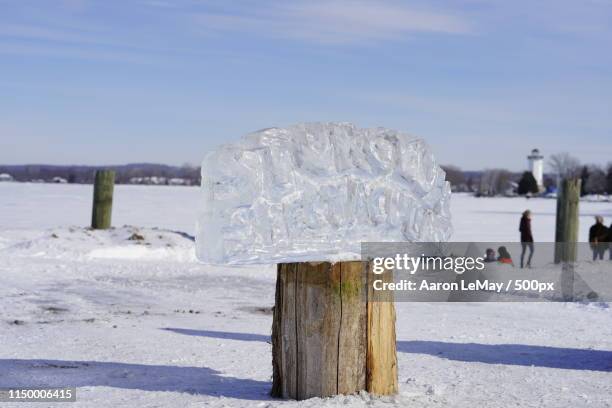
[
  {"x1": 0, "y1": 173, "x2": 14, "y2": 182},
  {"x1": 168, "y1": 178, "x2": 189, "y2": 186},
  {"x1": 129, "y1": 176, "x2": 191, "y2": 186},
  {"x1": 129, "y1": 176, "x2": 168, "y2": 185},
  {"x1": 527, "y1": 148, "x2": 544, "y2": 190},
  {"x1": 52, "y1": 176, "x2": 68, "y2": 184},
  {"x1": 129, "y1": 177, "x2": 145, "y2": 184}
]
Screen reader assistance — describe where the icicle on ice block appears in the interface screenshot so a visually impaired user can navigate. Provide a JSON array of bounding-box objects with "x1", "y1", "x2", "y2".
[{"x1": 196, "y1": 122, "x2": 452, "y2": 264}]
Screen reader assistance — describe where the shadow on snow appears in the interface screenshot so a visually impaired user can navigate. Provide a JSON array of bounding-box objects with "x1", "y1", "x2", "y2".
[
  {"x1": 397, "y1": 341, "x2": 612, "y2": 372},
  {"x1": 0, "y1": 359, "x2": 270, "y2": 399},
  {"x1": 161, "y1": 327, "x2": 612, "y2": 372},
  {"x1": 162, "y1": 327, "x2": 270, "y2": 343}
]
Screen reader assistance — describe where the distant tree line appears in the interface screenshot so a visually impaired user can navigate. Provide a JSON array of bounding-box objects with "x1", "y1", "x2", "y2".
[
  {"x1": 4, "y1": 156, "x2": 611, "y2": 195},
  {"x1": 441, "y1": 165, "x2": 517, "y2": 196},
  {"x1": 0, "y1": 163, "x2": 201, "y2": 185},
  {"x1": 442, "y1": 155, "x2": 612, "y2": 197},
  {"x1": 548, "y1": 153, "x2": 612, "y2": 196}
]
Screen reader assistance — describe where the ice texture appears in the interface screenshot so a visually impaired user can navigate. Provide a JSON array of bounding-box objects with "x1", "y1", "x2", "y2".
[{"x1": 196, "y1": 122, "x2": 452, "y2": 264}]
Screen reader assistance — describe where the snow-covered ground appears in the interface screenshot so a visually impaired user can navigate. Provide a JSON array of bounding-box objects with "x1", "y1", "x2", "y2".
[{"x1": 0, "y1": 183, "x2": 610, "y2": 407}]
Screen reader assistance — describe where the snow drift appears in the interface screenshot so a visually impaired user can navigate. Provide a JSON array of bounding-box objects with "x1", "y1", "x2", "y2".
[{"x1": 197, "y1": 122, "x2": 452, "y2": 264}]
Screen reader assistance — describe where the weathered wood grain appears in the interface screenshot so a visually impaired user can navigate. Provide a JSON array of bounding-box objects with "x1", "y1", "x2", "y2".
[
  {"x1": 272, "y1": 260, "x2": 397, "y2": 400},
  {"x1": 366, "y1": 264, "x2": 398, "y2": 395},
  {"x1": 295, "y1": 262, "x2": 341, "y2": 399},
  {"x1": 271, "y1": 263, "x2": 297, "y2": 398},
  {"x1": 337, "y1": 261, "x2": 367, "y2": 394}
]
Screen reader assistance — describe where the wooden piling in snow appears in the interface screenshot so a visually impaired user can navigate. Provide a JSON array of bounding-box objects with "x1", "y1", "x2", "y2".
[
  {"x1": 271, "y1": 261, "x2": 397, "y2": 400},
  {"x1": 554, "y1": 178, "x2": 581, "y2": 263},
  {"x1": 91, "y1": 170, "x2": 115, "y2": 229}
]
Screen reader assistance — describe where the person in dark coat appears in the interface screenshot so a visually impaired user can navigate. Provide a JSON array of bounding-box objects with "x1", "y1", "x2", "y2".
[
  {"x1": 519, "y1": 210, "x2": 534, "y2": 268},
  {"x1": 609, "y1": 223, "x2": 612, "y2": 260},
  {"x1": 589, "y1": 216, "x2": 608, "y2": 261},
  {"x1": 484, "y1": 248, "x2": 496, "y2": 263}
]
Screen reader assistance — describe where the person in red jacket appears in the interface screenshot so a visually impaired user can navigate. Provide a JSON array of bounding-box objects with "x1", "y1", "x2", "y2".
[
  {"x1": 497, "y1": 246, "x2": 514, "y2": 266},
  {"x1": 519, "y1": 210, "x2": 534, "y2": 268}
]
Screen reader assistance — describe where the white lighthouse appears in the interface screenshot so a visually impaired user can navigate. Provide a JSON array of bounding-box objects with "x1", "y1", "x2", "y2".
[{"x1": 527, "y1": 148, "x2": 544, "y2": 190}]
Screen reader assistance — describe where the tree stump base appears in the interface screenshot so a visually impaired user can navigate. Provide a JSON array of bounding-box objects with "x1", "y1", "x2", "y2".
[{"x1": 271, "y1": 261, "x2": 397, "y2": 400}]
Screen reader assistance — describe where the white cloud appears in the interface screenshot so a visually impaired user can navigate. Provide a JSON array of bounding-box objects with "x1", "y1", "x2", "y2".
[
  {"x1": 195, "y1": 0, "x2": 471, "y2": 44},
  {"x1": 0, "y1": 24, "x2": 89, "y2": 44},
  {"x1": 0, "y1": 42, "x2": 151, "y2": 64}
]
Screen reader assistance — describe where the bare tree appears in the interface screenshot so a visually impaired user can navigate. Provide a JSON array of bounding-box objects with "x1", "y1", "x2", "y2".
[
  {"x1": 441, "y1": 165, "x2": 466, "y2": 191},
  {"x1": 479, "y1": 169, "x2": 513, "y2": 196},
  {"x1": 548, "y1": 153, "x2": 581, "y2": 183},
  {"x1": 495, "y1": 170, "x2": 513, "y2": 195},
  {"x1": 585, "y1": 166, "x2": 607, "y2": 195}
]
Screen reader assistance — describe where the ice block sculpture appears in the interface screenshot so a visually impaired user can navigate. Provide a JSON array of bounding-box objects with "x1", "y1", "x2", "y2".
[{"x1": 196, "y1": 122, "x2": 452, "y2": 264}]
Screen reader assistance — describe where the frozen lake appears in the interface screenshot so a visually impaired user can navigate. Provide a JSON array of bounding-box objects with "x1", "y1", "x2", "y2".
[{"x1": 1, "y1": 182, "x2": 610, "y2": 241}]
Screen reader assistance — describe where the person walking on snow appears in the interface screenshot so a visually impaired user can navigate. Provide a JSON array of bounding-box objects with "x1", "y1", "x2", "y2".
[
  {"x1": 589, "y1": 216, "x2": 609, "y2": 261},
  {"x1": 519, "y1": 210, "x2": 534, "y2": 268},
  {"x1": 608, "y1": 222, "x2": 612, "y2": 260}
]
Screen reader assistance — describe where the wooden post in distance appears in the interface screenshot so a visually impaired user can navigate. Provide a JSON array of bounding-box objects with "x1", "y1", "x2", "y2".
[{"x1": 91, "y1": 170, "x2": 115, "y2": 229}]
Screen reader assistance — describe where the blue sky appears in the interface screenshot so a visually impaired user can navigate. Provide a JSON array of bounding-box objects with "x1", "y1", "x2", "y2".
[{"x1": 1, "y1": 0, "x2": 611, "y2": 170}]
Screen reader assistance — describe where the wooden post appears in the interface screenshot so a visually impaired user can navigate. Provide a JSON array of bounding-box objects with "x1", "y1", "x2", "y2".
[
  {"x1": 272, "y1": 261, "x2": 397, "y2": 400},
  {"x1": 554, "y1": 178, "x2": 580, "y2": 263},
  {"x1": 554, "y1": 182, "x2": 566, "y2": 264},
  {"x1": 91, "y1": 170, "x2": 115, "y2": 229}
]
